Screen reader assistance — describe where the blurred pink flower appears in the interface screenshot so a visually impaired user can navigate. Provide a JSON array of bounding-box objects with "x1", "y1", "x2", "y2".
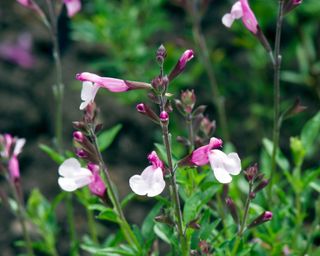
[
  {"x1": 129, "y1": 151, "x2": 165, "y2": 197},
  {"x1": 0, "y1": 33, "x2": 35, "y2": 69},
  {"x1": 222, "y1": 0, "x2": 259, "y2": 34},
  {"x1": 16, "y1": 0, "x2": 37, "y2": 10},
  {"x1": 63, "y1": 0, "x2": 81, "y2": 17}
]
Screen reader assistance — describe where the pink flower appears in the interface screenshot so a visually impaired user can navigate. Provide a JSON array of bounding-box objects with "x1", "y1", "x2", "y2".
[
  {"x1": 63, "y1": 0, "x2": 81, "y2": 17},
  {"x1": 77, "y1": 72, "x2": 130, "y2": 92},
  {"x1": 87, "y1": 163, "x2": 106, "y2": 198},
  {"x1": 191, "y1": 137, "x2": 223, "y2": 166},
  {"x1": 129, "y1": 151, "x2": 165, "y2": 197},
  {"x1": 0, "y1": 33, "x2": 35, "y2": 69},
  {"x1": 0, "y1": 134, "x2": 26, "y2": 181},
  {"x1": 168, "y1": 49, "x2": 194, "y2": 81},
  {"x1": 58, "y1": 158, "x2": 106, "y2": 198},
  {"x1": 222, "y1": 0, "x2": 259, "y2": 34},
  {"x1": 190, "y1": 138, "x2": 241, "y2": 184}
]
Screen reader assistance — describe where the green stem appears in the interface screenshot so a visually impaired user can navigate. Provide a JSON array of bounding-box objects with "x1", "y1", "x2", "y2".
[
  {"x1": 66, "y1": 194, "x2": 78, "y2": 254},
  {"x1": 89, "y1": 128, "x2": 140, "y2": 250},
  {"x1": 45, "y1": 0, "x2": 64, "y2": 153},
  {"x1": 86, "y1": 206, "x2": 98, "y2": 244},
  {"x1": 238, "y1": 182, "x2": 253, "y2": 236},
  {"x1": 268, "y1": 0, "x2": 285, "y2": 200},
  {"x1": 189, "y1": 3, "x2": 229, "y2": 141},
  {"x1": 5, "y1": 175, "x2": 34, "y2": 256},
  {"x1": 161, "y1": 124, "x2": 188, "y2": 255}
]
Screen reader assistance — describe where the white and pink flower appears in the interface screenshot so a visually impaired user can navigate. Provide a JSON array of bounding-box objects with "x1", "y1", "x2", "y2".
[{"x1": 129, "y1": 151, "x2": 165, "y2": 197}]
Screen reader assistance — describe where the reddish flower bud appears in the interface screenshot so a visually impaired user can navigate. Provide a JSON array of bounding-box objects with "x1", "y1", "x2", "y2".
[
  {"x1": 244, "y1": 163, "x2": 258, "y2": 182},
  {"x1": 76, "y1": 149, "x2": 87, "y2": 158},
  {"x1": 199, "y1": 240, "x2": 210, "y2": 254},
  {"x1": 200, "y1": 117, "x2": 215, "y2": 137},
  {"x1": 159, "y1": 111, "x2": 169, "y2": 122},
  {"x1": 136, "y1": 103, "x2": 160, "y2": 124},
  {"x1": 253, "y1": 179, "x2": 269, "y2": 193},
  {"x1": 168, "y1": 49, "x2": 194, "y2": 81},
  {"x1": 73, "y1": 131, "x2": 84, "y2": 142},
  {"x1": 284, "y1": 0, "x2": 303, "y2": 15},
  {"x1": 248, "y1": 211, "x2": 272, "y2": 229}
]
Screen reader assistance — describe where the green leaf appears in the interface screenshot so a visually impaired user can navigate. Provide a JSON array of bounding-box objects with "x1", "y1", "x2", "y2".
[
  {"x1": 98, "y1": 124, "x2": 122, "y2": 152},
  {"x1": 301, "y1": 111, "x2": 320, "y2": 156},
  {"x1": 262, "y1": 138, "x2": 290, "y2": 171},
  {"x1": 97, "y1": 208, "x2": 119, "y2": 223},
  {"x1": 121, "y1": 193, "x2": 135, "y2": 208},
  {"x1": 154, "y1": 223, "x2": 176, "y2": 246},
  {"x1": 183, "y1": 186, "x2": 218, "y2": 224},
  {"x1": 141, "y1": 202, "x2": 163, "y2": 239},
  {"x1": 39, "y1": 144, "x2": 65, "y2": 164}
]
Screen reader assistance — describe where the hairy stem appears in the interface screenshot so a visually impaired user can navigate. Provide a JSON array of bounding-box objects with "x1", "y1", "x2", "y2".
[{"x1": 268, "y1": 0, "x2": 285, "y2": 200}]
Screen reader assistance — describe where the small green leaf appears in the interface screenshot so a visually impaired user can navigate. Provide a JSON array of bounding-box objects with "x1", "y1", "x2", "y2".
[
  {"x1": 98, "y1": 124, "x2": 122, "y2": 152},
  {"x1": 97, "y1": 208, "x2": 119, "y2": 223},
  {"x1": 301, "y1": 111, "x2": 320, "y2": 156},
  {"x1": 141, "y1": 202, "x2": 163, "y2": 239},
  {"x1": 39, "y1": 144, "x2": 65, "y2": 164}
]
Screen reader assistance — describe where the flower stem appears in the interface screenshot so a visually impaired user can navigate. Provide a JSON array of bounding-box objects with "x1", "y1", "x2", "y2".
[
  {"x1": 188, "y1": 3, "x2": 229, "y2": 141},
  {"x1": 45, "y1": 0, "x2": 64, "y2": 153},
  {"x1": 5, "y1": 175, "x2": 34, "y2": 256},
  {"x1": 158, "y1": 94, "x2": 188, "y2": 255},
  {"x1": 238, "y1": 182, "x2": 253, "y2": 236},
  {"x1": 89, "y1": 128, "x2": 140, "y2": 250},
  {"x1": 65, "y1": 193, "x2": 78, "y2": 254},
  {"x1": 268, "y1": 0, "x2": 285, "y2": 200},
  {"x1": 86, "y1": 205, "x2": 98, "y2": 244}
]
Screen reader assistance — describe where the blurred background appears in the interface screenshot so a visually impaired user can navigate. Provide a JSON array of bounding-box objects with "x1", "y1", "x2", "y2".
[{"x1": 0, "y1": 0, "x2": 319, "y2": 254}]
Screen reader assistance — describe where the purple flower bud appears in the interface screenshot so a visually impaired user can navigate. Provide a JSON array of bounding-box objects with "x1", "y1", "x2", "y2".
[
  {"x1": 136, "y1": 103, "x2": 160, "y2": 124},
  {"x1": 284, "y1": 0, "x2": 303, "y2": 15},
  {"x1": 8, "y1": 156, "x2": 20, "y2": 182},
  {"x1": 136, "y1": 103, "x2": 146, "y2": 113},
  {"x1": 88, "y1": 170, "x2": 106, "y2": 198},
  {"x1": 159, "y1": 111, "x2": 169, "y2": 122},
  {"x1": 76, "y1": 149, "x2": 87, "y2": 158},
  {"x1": 253, "y1": 179, "x2": 269, "y2": 193},
  {"x1": 244, "y1": 163, "x2": 258, "y2": 182},
  {"x1": 248, "y1": 211, "x2": 273, "y2": 229},
  {"x1": 168, "y1": 49, "x2": 194, "y2": 81},
  {"x1": 73, "y1": 131, "x2": 84, "y2": 142}
]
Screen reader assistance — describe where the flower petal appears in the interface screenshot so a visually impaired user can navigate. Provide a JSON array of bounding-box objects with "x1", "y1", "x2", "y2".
[
  {"x1": 222, "y1": 13, "x2": 235, "y2": 28},
  {"x1": 146, "y1": 167, "x2": 165, "y2": 197},
  {"x1": 13, "y1": 138, "x2": 26, "y2": 156},
  {"x1": 58, "y1": 177, "x2": 78, "y2": 191},
  {"x1": 80, "y1": 81, "x2": 99, "y2": 110},
  {"x1": 63, "y1": 0, "x2": 81, "y2": 17},
  {"x1": 231, "y1": 1, "x2": 243, "y2": 19},
  {"x1": 129, "y1": 175, "x2": 149, "y2": 196},
  {"x1": 209, "y1": 150, "x2": 241, "y2": 183}
]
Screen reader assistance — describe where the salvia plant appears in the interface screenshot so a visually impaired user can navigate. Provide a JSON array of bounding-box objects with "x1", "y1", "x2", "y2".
[{"x1": 1, "y1": 0, "x2": 320, "y2": 255}]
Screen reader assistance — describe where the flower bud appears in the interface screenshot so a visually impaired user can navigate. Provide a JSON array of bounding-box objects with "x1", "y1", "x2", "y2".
[
  {"x1": 284, "y1": 0, "x2": 303, "y2": 15},
  {"x1": 181, "y1": 89, "x2": 196, "y2": 113},
  {"x1": 168, "y1": 49, "x2": 194, "y2": 81},
  {"x1": 154, "y1": 215, "x2": 174, "y2": 226},
  {"x1": 76, "y1": 149, "x2": 87, "y2": 158},
  {"x1": 253, "y1": 179, "x2": 269, "y2": 193},
  {"x1": 200, "y1": 117, "x2": 215, "y2": 137},
  {"x1": 87, "y1": 162, "x2": 100, "y2": 173},
  {"x1": 73, "y1": 131, "x2": 84, "y2": 142},
  {"x1": 136, "y1": 103, "x2": 160, "y2": 124},
  {"x1": 225, "y1": 197, "x2": 239, "y2": 224},
  {"x1": 244, "y1": 163, "x2": 258, "y2": 182},
  {"x1": 159, "y1": 111, "x2": 169, "y2": 122},
  {"x1": 248, "y1": 211, "x2": 272, "y2": 229},
  {"x1": 199, "y1": 240, "x2": 210, "y2": 254},
  {"x1": 156, "y1": 44, "x2": 167, "y2": 65}
]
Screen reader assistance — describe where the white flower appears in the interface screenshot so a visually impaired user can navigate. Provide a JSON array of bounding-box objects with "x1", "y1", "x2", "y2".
[
  {"x1": 13, "y1": 138, "x2": 26, "y2": 156},
  {"x1": 129, "y1": 166, "x2": 165, "y2": 197},
  {"x1": 58, "y1": 158, "x2": 93, "y2": 192},
  {"x1": 222, "y1": 1, "x2": 243, "y2": 28},
  {"x1": 80, "y1": 81, "x2": 99, "y2": 110},
  {"x1": 208, "y1": 150, "x2": 241, "y2": 184}
]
